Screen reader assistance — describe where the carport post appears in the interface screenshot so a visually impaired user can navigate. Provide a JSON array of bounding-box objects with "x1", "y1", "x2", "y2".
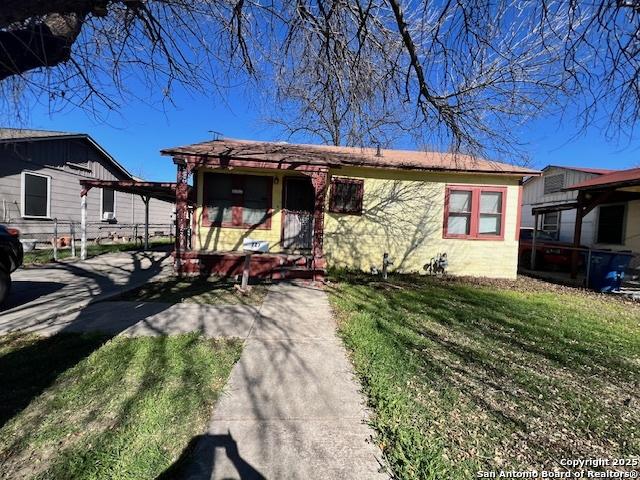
[
  {"x1": 80, "y1": 190, "x2": 87, "y2": 260},
  {"x1": 141, "y1": 195, "x2": 150, "y2": 250},
  {"x1": 530, "y1": 212, "x2": 538, "y2": 270},
  {"x1": 570, "y1": 200, "x2": 584, "y2": 279}
]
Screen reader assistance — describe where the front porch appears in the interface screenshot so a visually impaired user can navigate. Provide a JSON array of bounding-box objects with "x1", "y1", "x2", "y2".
[
  {"x1": 174, "y1": 251, "x2": 321, "y2": 280},
  {"x1": 167, "y1": 142, "x2": 330, "y2": 281}
]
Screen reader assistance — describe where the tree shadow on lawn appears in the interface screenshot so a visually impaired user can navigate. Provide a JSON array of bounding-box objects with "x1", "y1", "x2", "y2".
[
  {"x1": 118, "y1": 276, "x2": 269, "y2": 306},
  {"x1": 333, "y1": 271, "x2": 638, "y2": 382},
  {"x1": 0, "y1": 333, "x2": 110, "y2": 429},
  {"x1": 329, "y1": 271, "x2": 640, "y2": 466},
  {"x1": 0, "y1": 333, "x2": 243, "y2": 480},
  {"x1": 0, "y1": 251, "x2": 173, "y2": 430}
]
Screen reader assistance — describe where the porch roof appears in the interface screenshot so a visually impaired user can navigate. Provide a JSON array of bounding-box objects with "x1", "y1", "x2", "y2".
[
  {"x1": 564, "y1": 167, "x2": 640, "y2": 192},
  {"x1": 79, "y1": 179, "x2": 194, "y2": 203},
  {"x1": 161, "y1": 138, "x2": 540, "y2": 177}
]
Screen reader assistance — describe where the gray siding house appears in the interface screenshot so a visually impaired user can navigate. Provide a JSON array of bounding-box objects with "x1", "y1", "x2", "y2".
[
  {"x1": 0, "y1": 128, "x2": 174, "y2": 240},
  {"x1": 521, "y1": 165, "x2": 619, "y2": 246}
]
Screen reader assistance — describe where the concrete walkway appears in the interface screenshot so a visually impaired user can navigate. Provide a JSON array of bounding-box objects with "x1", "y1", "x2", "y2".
[
  {"x1": 0, "y1": 300, "x2": 260, "y2": 337},
  {"x1": 0, "y1": 251, "x2": 172, "y2": 330},
  {"x1": 180, "y1": 283, "x2": 387, "y2": 480}
]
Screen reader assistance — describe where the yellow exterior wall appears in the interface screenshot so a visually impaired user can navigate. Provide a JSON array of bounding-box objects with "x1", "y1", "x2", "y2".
[
  {"x1": 193, "y1": 166, "x2": 523, "y2": 279},
  {"x1": 625, "y1": 200, "x2": 640, "y2": 252},
  {"x1": 323, "y1": 167, "x2": 521, "y2": 279}
]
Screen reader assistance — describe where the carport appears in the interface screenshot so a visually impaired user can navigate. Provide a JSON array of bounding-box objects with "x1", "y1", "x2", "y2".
[
  {"x1": 530, "y1": 168, "x2": 640, "y2": 278},
  {"x1": 79, "y1": 179, "x2": 188, "y2": 260}
]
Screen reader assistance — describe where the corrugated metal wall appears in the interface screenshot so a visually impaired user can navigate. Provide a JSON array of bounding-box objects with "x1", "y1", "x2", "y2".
[{"x1": 521, "y1": 167, "x2": 603, "y2": 245}]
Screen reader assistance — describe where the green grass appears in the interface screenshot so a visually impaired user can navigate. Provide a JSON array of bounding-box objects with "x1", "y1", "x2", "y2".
[
  {"x1": 23, "y1": 238, "x2": 172, "y2": 265},
  {"x1": 120, "y1": 276, "x2": 269, "y2": 306},
  {"x1": 328, "y1": 271, "x2": 640, "y2": 479},
  {"x1": 0, "y1": 333, "x2": 242, "y2": 479}
]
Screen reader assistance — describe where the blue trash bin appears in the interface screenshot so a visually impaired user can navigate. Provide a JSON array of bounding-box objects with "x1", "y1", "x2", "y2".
[{"x1": 588, "y1": 251, "x2": 634, "y2": 292}]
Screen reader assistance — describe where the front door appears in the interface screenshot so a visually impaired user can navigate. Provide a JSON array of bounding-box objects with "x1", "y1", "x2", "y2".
[{"x1": 282, "y1": 177, "x2": 314, "y2": 251}]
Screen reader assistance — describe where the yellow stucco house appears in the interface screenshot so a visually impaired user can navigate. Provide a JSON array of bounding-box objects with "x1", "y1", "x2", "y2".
[{"x1": 163, "y1": 139, "x2": 539, "y2": 280}]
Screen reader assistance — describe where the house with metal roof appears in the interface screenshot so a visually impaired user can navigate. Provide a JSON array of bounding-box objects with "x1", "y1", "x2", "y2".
[
  {"x1": 163, "y1": 137, "x2": 539, "y2": 280},
  {"x1": 0, "y1": 128, "x2": 174, "y2": 242},
  {"x1": 520, "y1": 165, "x2": 621, "y2": 246}
]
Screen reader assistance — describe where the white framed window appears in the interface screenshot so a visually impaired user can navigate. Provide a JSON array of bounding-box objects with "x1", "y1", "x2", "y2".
[
  {"x1": 101, "y1": 188, "x2": 116, "y2": 221},
  {"x1": 21, "y1": 171, "x2": 51, "y2": 219},
  {"x1": 541, "y1": 211, "x2": 560, "y2": 240}
]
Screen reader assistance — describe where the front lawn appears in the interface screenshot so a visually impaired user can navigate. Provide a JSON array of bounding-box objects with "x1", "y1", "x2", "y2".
[
  {"x1": 0, "y1": 333, "x2": 242, "y2": 479},
  {"x1": 120, "y1": 276, "x2": 269, "y2": 306},
  {"x1": 23, "y1": 238, "x2": 172, "y2": 265},
  {"x1": 328, "y1": 272, "x2": 640, "y2": 479}
]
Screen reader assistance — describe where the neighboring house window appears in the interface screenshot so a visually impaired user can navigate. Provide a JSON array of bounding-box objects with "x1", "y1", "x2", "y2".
[
  {"x1": 329, "y1": 177, "x2": 364, "y2": 214},
  {"x1": 597, "y1": 204, "x2": 625, "y2": 244},
  {"x1": 541, "y1": 211, "x2": 560, "y2": 240},
  {"x1": 444, "y1": 185, "x2": 507, "y2": 239},
  {"x1": 202, "y1": 173, "x2": 272, "y2": 228},
  {"x1": 21, "y1": 171, "x2": 50, "y2": 218},
  {"x1": 543, "y1": 174, "x2": 565, "y2": 194},
  {"x1": 101, "y1": 188, "x2": 116, "y2": 220}
]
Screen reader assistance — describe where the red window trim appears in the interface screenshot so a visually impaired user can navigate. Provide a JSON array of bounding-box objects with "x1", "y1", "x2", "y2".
[
  {"x1": 443, "y1": 185, "x2": 507, "y2": 241},
  {"x1": 329, "y1": 177, "x2": 364, "y2": 215},
  {"x1": 201, "y1": 172, "x2": 273, "y2": 230}
]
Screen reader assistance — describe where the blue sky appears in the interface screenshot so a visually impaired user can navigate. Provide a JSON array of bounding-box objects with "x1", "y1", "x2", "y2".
[{"x1": 22, "y1": 84, "x2": 640, "y2": 182}]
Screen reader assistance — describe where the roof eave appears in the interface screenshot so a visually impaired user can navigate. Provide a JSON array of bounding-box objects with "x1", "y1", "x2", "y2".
[
  {"x1": 0, "y1": 133, "x2": 133, "y2": 180},
  {"x1": 161, "y1": 148, "x2": 539, "y2": 177}
]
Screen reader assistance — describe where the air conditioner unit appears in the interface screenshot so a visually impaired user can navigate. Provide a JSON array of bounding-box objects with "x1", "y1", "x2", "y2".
[{"x1": 102, "y1": 212, "x2": 116, "y2": 221}]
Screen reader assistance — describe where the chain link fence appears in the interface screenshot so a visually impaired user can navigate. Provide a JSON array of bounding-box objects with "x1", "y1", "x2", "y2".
[
  {"x1": 519, "y1": 243, "x2": 640, "y2": 296},
  {"x1": 8, "y1": 220, "x2": 174, "y2": 265}
]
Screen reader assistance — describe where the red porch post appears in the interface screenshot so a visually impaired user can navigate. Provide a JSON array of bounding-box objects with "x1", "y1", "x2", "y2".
[
  {"x1": 174, "y1": 158, "x2": 190, "y2": 274},
  {"x1": 309, "y1": 170, "x2": 329, "y2": 281}
]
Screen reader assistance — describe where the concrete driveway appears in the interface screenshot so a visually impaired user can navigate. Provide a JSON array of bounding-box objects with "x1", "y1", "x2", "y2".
[{"x1": 0, "y1": 251, "x2": 172, "y2": 331}]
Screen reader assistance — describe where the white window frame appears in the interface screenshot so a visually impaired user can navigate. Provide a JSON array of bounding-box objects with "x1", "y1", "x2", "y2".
[
  {"x1": 541, "y1": 210, "x2": 561, "y2": 240},
  {"x1": 100, "y1": 187, "x2": 117, "y2": 221},
  {"x1": 21, "y1": 171, "x2": 51, "y2": 219}
]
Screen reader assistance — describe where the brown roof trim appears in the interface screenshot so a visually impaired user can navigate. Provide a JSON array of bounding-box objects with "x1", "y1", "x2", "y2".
[{"x1": 161, "y1": 138, "x2": 540, "y2": 177}]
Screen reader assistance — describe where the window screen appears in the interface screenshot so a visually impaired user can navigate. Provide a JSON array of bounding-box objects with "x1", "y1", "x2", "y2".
[
  {"x1": 597, "y1": 205, "x2": 625, "y2": 244},
  {"x1": 23, "y1": 173, "x2": 49, "y2": 217},
  {"x1": 329, "y1": 178, "x2": 364, "y2": 214},
  {"x1": 203, "y1": 173, "x2": 271, "y2": 227},
  {"x1": 242, "y1": 175, "x2": 271, "y2": 225},
  {"x1": 543, "y1": 174, "x2": 565, "y2": 194},
  {"x1": 102, "y1": 189, "x2": 115, "y2": 215},
  {"x1": 204, "y1": 173, "x2": 234, "y2": 225},
  {"x1": 478, "y1": 191, "x2": 503, "y2": 235},
  {"x1": 447, "y1": 190, "x2": 472, "y2": 235}
]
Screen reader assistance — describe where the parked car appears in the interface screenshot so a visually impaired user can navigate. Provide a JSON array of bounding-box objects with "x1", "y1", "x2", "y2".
[
  {"x1": 518, "y1": 227, "x2": 584, "y2": 270},
  {"x1": 0, "y1": 225, "x2": 24, "y2": 305}
]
